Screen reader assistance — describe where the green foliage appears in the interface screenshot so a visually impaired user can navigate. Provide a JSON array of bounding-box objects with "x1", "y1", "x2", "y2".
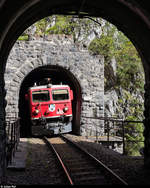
[
  {"x1": 34, "y1": 16, "x2": 77, "y2": 36},
  {"x1": 46, "y1": 16, "x2": 74, "y2": 35},
  {"x1": 118, "y1": 89, "x2": 144, "y2": 120},
  {"x1": 117, "y1": 89, "x2": 144, "y2": 156},
  {"x1": 35, "y1": 17, "x2": 50, "y2": 36},
  {"x1": 18, "y1": 35, "x2": 29, "y2": 41},
  {"x1": 124, "y1": 115, "x2": 144, "y2": 156},
  {"x1": 88, "y1": 34, "x2": 115, "y2": 62},
  {"x1": 115, "y1": 32, "x2": 144, "y2": 92},
  {"x1": 88, "y1": 24, "x2": 144, "y2": 93}
]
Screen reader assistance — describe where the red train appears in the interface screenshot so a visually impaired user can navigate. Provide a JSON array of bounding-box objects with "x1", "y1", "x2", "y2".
[{"x1": 25, "y1": 82, "x2": 73, "y2": 135}]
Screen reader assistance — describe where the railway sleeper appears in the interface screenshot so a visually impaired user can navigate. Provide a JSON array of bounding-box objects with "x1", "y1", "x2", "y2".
[
  {"x1": 65, "y1": 163, "x2": 91, "y2": 169},
  {"x1": 71, "y1": 170, "x2": 104, "y2": 177},
  {"x1": 69, "y1": 166, "x2": 97, "y2": 172},
  {"x1": 61, "y1": 155, "x2": 84, "y2": 159},
  {"x1": 65, "y1": 160, "x2": 90, "y2": 165},
  {"x1": 74, "y1": 175, "x2": 108, "y2": 185}
]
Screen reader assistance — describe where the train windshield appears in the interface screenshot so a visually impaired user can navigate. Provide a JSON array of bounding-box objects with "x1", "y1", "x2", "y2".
[
  {"x1": 52, "y1": 89, "x2": 69, "y2": 101},
  {"x1": 32, "y1": 90, "x2": 50, "y2": 102}
]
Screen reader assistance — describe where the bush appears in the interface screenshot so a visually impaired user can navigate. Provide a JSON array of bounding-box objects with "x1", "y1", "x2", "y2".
[
  {"x1": 88, "y1": 34, "x2": 115, "y2": 62},
  {"x1": 124, "y1": 115, "x2": 144, "y2": 156}
]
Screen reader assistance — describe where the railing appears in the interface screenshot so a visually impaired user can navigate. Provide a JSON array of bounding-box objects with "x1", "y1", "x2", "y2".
[
  {"x1": 5, "y1": 115, "x2": 20, "y2": 165},
  {"x1": 83, "y1": 116, "x2": 144, "y2": 156}
]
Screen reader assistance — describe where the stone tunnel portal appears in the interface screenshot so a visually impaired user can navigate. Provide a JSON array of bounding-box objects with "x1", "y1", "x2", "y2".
[{"x1": 19, "y1": 65, "x2": 82, "y2": 137}]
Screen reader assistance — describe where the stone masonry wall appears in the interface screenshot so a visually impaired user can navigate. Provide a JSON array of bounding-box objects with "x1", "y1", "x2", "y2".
[{"x1": 4, "y1": 35, "x2": 104, "y2": 136}]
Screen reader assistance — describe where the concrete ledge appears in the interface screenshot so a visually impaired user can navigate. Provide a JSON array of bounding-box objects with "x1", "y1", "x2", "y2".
[{"x1": 7, "y1": 138, "x2": 27, "y2": 170}]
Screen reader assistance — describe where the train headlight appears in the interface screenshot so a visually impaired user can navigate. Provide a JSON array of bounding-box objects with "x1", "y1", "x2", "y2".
[
  {"x1": 34, "y1": 109, "x2": 39, "y2": 115},
  {"x1": 63, "y1": 107, "x2": 68, "y2": 113}
]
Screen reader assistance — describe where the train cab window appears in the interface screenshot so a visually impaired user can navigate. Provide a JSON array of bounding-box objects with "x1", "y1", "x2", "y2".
[
  {"x1": 32, "y1": 90, "x2": 50, "y2": 102},
  {"x1": 52, "y1": 89, "x2": 69, "y2": 101}
]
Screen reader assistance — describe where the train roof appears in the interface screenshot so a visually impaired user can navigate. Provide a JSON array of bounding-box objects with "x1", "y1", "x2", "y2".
[{"x1": 29, "y1": 84, "x2": 70, "y2": 90}]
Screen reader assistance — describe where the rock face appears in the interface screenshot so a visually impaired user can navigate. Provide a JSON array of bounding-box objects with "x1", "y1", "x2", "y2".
[
  {"x1": 104, "y1": 56, "x2": 144, "y2": 120},
  {"x1": 104, "y1": 89, "x2": 118, "y2": 117},
  {"x1": 4, "y1": 35, "x2": 104, "y2": 136}
]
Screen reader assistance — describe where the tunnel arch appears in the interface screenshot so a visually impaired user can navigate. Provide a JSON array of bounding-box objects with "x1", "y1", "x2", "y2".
[
  {"x1": 1, "y1": 0, "x2": 150, "y2": 76},
  {"x1": 1, "y1": 0, "x2": 150, "y2": 167},
  {"x1": 19, "y1": 65, "x2": 82, "y2": 137}
]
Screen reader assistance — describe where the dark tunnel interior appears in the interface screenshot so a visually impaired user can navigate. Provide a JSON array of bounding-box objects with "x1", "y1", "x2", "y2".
[{"x1": 19, "y1": 65, "x2": 82, "y2": 137}]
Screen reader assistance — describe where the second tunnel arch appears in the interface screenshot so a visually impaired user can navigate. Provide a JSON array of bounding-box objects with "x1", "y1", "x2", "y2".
[{"x1": 19, "y1": 65, "x2": 82, "y2": 137}]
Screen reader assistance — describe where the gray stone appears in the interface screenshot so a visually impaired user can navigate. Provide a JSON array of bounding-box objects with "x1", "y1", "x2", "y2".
[{"x1": 5, "y1": 35, "x2": 104, "y2": 136}]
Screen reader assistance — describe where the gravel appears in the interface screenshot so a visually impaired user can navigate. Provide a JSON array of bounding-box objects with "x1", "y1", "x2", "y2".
[
  {"x1": 6, "y1": 134, "x2": 150, "y2": 185},
  {"x1": 65, "y1": 134, "x2": 150, "y2": 185},
  {"x1": 6, "y1": 138, "x2": 65, "y2": 185}
]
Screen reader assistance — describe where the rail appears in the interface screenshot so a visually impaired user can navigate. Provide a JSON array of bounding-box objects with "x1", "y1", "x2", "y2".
[
  {"x1": 61, "y1": 135, "x2": 128, "y2": 185},
  {"x1": 5, "y1": 115, "x2": 20, "y2": 165},
  {"x1": 44, "y1": 135, "x2": 127, "y2": 185},
  {"x1": 82, "y1": 116, "x2": 144, "y2": 156},
  {"x1": 43, "y1": 136, "x2": 74, "y2": 185}
]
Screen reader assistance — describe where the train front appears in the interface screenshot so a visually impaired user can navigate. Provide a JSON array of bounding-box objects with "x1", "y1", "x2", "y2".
[{"x1": 28, "y1": 84, "x2": 73, "y2": 135}]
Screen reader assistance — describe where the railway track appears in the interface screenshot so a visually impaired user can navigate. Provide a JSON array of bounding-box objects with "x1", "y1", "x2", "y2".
[{"x1": 43, "y1": 135, "x2": 128, "y2": 185}]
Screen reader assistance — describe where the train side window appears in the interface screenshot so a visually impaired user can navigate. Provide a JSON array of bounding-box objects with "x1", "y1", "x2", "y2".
[
  {"x1": 52, "y1": 89, "x2": 69, "y2": 101},
  {"x1": 32, "y1": 90, "x2": 50, "y2": 102}
]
